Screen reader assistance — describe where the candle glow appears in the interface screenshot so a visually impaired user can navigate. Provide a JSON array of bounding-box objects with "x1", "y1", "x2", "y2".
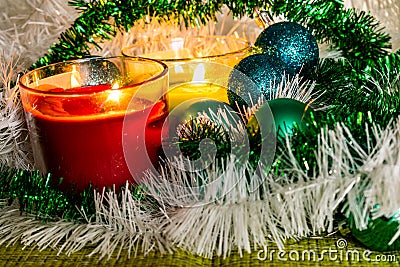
[
  {"x1": 107, "y1": 82, "x2": 122, "y2": 103},
  {"x1": 121, "y1": 36, "x2": 251, "y2": 111}
]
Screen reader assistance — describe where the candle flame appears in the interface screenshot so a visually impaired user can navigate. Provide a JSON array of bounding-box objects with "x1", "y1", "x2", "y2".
[
  {"x1": 112, "y1": 82, "x2": 120, "y2": 90},
  {"x1": 192, "y1": 64, "x2": 205, "y2": 82},
  {"x1": 107, "y1": 82, "x2": 121, "y2": 103},
  {"x1": 71, "y1": 65, "x2": 80, "y2": 88}
]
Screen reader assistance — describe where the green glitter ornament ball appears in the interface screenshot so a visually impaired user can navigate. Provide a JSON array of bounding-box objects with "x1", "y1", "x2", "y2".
[
  {"x1": 247, "y1": 98, "x2": 313, "y2": 137},
  {"x1": 348, "y1": 212, "x2": 400, "y2": 251},
  {"x1": 255, "y1": 21, "x2": 319, "y2": 76},
  {"x1": 228, "y1": 53, "x2": 294, "y2": 110}
]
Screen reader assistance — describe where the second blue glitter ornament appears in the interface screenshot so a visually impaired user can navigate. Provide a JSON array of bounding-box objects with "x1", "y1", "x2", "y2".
[{"x1": 255, "y1": 21, "x2": 319, "y2": 76}]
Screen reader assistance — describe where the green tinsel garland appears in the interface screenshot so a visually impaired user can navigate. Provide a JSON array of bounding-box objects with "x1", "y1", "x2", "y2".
[
  {"x1": 0, "y1": 166, "x2": 150, "y2": 221},
  {"x1": 34, "y1": 0, "x2": 391, "y2": 69},
  {"x1": 0, "y1": 167, "x2": 95, "y2": 220}
]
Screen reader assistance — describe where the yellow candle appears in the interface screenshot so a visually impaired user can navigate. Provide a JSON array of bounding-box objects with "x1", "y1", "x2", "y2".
[{"x1": 168, "y1": 82, "x2": 228, "y2": 110}]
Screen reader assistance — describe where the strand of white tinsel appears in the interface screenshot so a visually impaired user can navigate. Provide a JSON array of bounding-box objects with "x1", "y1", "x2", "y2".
[
  {"x1": 0, "y1": 56, "x2": 32, "y2": 169},
  {"x1": 269, "y1": 73, "x2": 317, "y2": 103},
  {"x1": 0, "y1": 0, "x2": 76, "y2": 167},
  {"x1": 0, "y1": 183, "x2": 169, "y2": 259},
  {"x1": 343, "y1": 60, "x2": 400, "y2": 241},
  {"x1": 1, "y1": 113, "x2": 397, "y2": 259},
  {"x1": 0, "y1": 0, "x2": 77, "y2": 68},
  {"x1": 96, "y1": 6, "x2": 262, "y2": 57},
  {"x1": 345, "y1": 119, "x2": 400, "y2": 232}
]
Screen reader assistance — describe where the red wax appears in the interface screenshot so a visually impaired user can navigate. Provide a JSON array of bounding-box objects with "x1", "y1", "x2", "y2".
[{"x1": 25, "y1": 84, "x2": 167, "y2": 192}]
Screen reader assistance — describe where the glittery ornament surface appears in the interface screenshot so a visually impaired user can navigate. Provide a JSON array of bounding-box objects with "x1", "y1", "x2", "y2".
[
  {"x1": 78, "y1": 59, "x2": 121, "y2": 86},
  {"x1": 255, "y1": 21, "x2": 319, "y2": 75},
  {"x1": 227, "y1": 53, "x2": 293, "y2": 109}
]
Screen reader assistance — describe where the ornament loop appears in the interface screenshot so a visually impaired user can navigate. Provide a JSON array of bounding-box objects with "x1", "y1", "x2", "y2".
[{"x1": 254, "y1": 8, "x2": 275, "y2": 28}]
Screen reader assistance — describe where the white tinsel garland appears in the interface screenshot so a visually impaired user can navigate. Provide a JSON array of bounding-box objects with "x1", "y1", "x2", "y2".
[
  {"x1": 0, "y1": 183, "x2": 170, "y2": 260},
  {"x1": 0, "y1": 56, "x2": 32, "y2": 169},
  {"x1": 0, "y1": 0, "x2": 77, "y2": 68},
  {"x1": 142, "y1": 122, "x2": 363, "y2": 258},
  {"x1": 345, "y1": 119, "x2": 400, "y2": 228}
]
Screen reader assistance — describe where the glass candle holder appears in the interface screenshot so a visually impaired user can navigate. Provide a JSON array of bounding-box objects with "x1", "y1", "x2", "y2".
[
  {"x1": 122, "y1": 36, "x2": 251, "y2": 110},
  {"x1": 19, "y1": 56, "x2": 168, "y2": 192}
]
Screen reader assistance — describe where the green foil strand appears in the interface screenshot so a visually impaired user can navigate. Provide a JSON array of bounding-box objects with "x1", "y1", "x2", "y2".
[
  {"x1": 348, "y1": 213, "x2": 400, "y2": 252},
  {"x1": 314, "y1": 51, "x2": 400, "y2": 119},
  {"x1": 9, "y1": 169, "x2": 95, "y2": 221}
]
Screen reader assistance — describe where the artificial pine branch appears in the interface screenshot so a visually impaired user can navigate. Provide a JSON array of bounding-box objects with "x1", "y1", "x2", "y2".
[
  {"x1": 34, "y1": 0, "x2": 391, "y2": 68},
  {"x1": 34, "y1": 0, "x2": 224, "y2": 67},
  {"x1": 269, "y1": 0, "x2": 391, "y2": 68},
  {"x1": 314, "y1": 51, "x2": 400, "y2": 119}
]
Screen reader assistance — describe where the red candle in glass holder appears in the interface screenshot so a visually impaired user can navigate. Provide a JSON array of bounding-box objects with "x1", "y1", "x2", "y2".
[{"x1": 19, "y1": 57, "x2": 168, "y2": 192}]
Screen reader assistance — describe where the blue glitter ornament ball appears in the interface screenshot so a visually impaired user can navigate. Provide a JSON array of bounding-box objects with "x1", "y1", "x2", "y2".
[
  {"x1": 255, "y1": 21, "x2": 319, "y2": 75},
  {"x1": 228, "y1": 53, "x2": 294, "y2": 109}
]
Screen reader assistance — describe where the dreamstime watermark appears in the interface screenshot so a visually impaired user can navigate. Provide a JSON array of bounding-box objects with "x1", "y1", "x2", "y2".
[{"x1": 257, "y1": 238, "x2": 399, "y2": 263}]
